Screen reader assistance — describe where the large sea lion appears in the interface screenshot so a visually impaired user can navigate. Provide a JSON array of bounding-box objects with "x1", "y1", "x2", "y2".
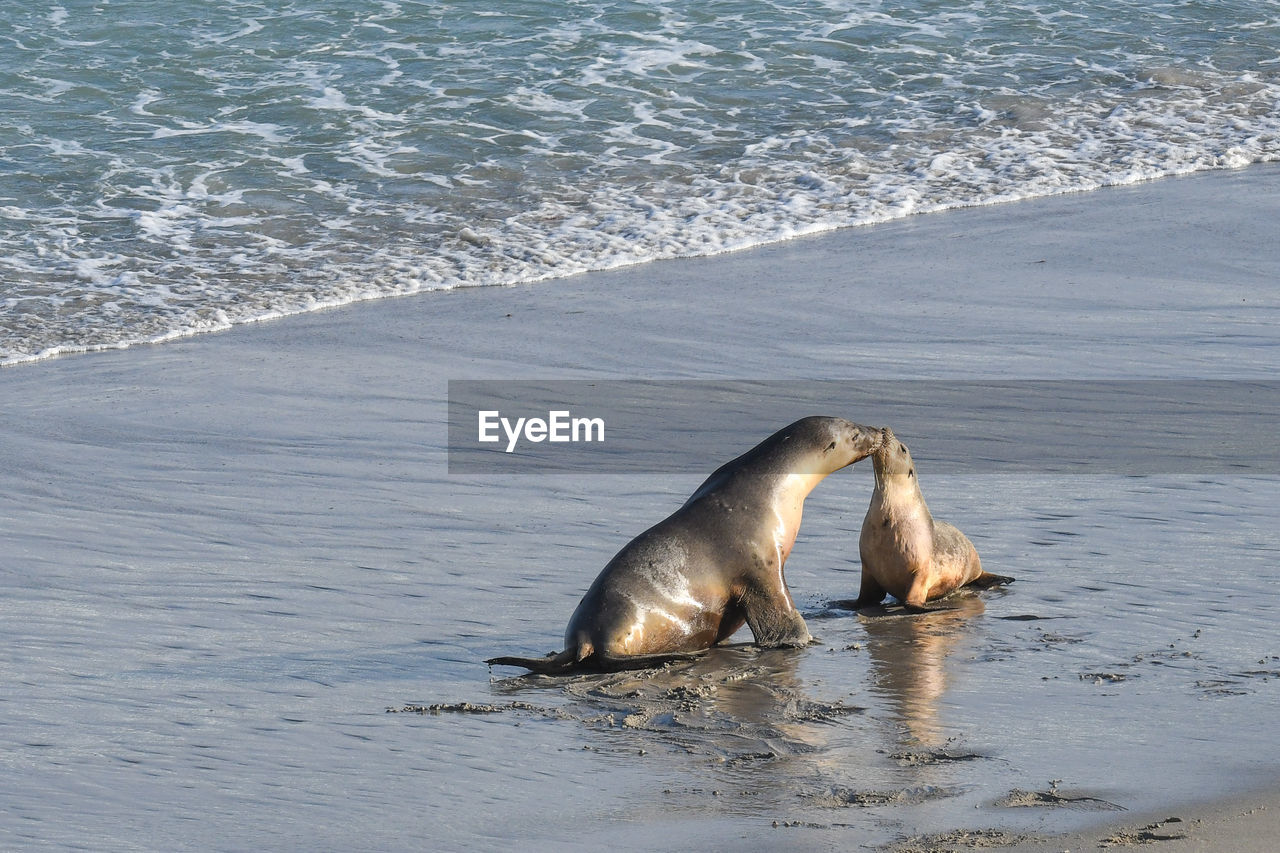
[
  {"x1": 488, "y1": 416, "x2": 883, "y2": 674},
  {"x1": 836, "y1": 427, "x2": 1013, "y2": 613}
]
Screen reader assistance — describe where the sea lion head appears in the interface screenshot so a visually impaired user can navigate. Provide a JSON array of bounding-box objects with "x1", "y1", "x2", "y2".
[
  {"x1": 781, "y1": 416, "x2": 883, "y2": 475},
  {"x1": 872, "y1": 427, "x2": 917, "y2": 482}
]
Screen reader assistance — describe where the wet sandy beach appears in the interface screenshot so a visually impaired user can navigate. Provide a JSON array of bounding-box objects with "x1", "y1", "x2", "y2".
[{"x1": 3, "y1": 166, "x2": 1278, "y2": 850}]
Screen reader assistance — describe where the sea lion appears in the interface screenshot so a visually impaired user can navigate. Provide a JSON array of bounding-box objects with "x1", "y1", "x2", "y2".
[
  {"x1": 487, "y1": 416, "x2": 883, "y2": 674},
  {"x1": 836, "y1": 427, "x2": 1012, "y2": 613}
]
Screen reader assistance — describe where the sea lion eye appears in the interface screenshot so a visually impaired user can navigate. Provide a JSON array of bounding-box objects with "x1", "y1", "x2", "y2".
[{"x1": 899, "y1": 444, "x2": 907, "y2": 453}]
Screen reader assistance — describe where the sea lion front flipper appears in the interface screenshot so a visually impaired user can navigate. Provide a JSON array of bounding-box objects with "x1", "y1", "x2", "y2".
[
  {"x1": 742, "y1": 591, "x2": 812, "y2": 648},
  {"x1": 828, "y1": 595, "x2": 884, "y2": 611},
  {"x1": 902, "y1": 573, "x2": 936, "y2": 612},
  {"x1": 901, "y1": 601, "x2": 956, "y2": 614},
  {"x1": 829, "y1": 568, "x2": 890, "y2": 607}
]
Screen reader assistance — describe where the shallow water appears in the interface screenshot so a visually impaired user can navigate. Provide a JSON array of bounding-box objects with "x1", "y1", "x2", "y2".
[
  {"x1": 4, "y1": 386, "x2": 1277, "y2": 849},
  {"x1": 470, "y1": 473, "x2": 1280, "y2": 849}
]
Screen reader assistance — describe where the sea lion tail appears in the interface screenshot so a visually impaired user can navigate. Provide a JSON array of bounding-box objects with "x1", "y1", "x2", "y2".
[{"x1": 485, "y1": 648, "x2": 579, "y2": 675}]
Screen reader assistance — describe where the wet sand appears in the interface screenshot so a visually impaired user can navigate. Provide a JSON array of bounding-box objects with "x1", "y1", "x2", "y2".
[
  {"x1": 955, "y1": 792, "x2": 1280, "y2": 853},
  {"x1": 2, "y1": 166, "x2": 1278, "y2": 851}
]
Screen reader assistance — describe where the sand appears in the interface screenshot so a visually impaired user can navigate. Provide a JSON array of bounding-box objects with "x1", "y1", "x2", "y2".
[
  {"x1": 2, "y1": 165, "x2": 1278, "y2": 851},
  {"x1": 972, "y1": 793, "x2": 1280, "y2": 853}
]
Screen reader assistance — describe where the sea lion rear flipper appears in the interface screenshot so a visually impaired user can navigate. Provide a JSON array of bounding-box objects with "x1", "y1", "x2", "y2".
[
  {"x1": 485, "y1": 647, "x2": 701, "y2": 675},
  {"x1": 968, "y1": 572, "x2": 1015, "y2": 589},
  {"x1": 592, "y1": 650, "x2": 705, "y2": 672},
  {"x1": 485, "y1": 648, "x2": 578, "y2": 675}
]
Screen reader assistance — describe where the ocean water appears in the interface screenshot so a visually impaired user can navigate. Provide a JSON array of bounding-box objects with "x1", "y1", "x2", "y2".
[{"x1": 2, "y1": 0, "x2": 1279, "y2": 364}]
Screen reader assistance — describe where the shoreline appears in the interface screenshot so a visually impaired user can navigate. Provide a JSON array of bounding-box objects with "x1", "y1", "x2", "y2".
[
  {"x1": 3, "y1": 162, "x2": 1278, "y2": 376},
  {"x1": 3, "y1": 165, "x2": 1278, "y2": 851}
]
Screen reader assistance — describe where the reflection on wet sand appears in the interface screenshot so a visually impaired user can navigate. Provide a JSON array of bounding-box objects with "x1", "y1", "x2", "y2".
[
  {"x1": 487, "y1": 644, "x2": 866, "y2": 813},
  {"x1": 485, "y1": 592, "x2": 991, "y2": 769},
  {"x1": 493, "y1": 644, "x2": 857, "y2": 754},
  {"x1": 861, "y1": 595, "x2": 987, "y2": 748},
  {"x1": 479, "y1": 596, "x2": 996, "y2": 826}
]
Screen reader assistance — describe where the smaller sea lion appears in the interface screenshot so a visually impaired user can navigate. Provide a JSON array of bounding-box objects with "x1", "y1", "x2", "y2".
[{"x1": 836, "y1": 427, "x2": 1013, "y2": 613}]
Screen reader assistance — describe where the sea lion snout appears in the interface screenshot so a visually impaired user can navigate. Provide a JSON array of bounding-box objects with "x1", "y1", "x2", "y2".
[
  {"x1": 875, "y1": 427, "x2": 897, "y2": 457},
  {"x1": 846, "y1": 420, "x2": 886, "y2": 462},
  {"x1": 870, "y1": 427, "x2": 916, "y2": 478}
]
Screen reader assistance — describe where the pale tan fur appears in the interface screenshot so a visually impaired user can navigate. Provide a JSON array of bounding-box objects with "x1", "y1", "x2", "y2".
[{"x1": 858, "y1": 429, "x2": 985, "y2": 610}]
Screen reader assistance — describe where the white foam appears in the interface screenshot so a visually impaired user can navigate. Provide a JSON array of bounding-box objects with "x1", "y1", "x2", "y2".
[
  {"x1": 151, "y1": 121, "x2": 290, "y2": 143},
  {"x1": 308, "y1": 87, "x2": 405, "y2": 122},
  {"x1": 208, "y1": 18, "x2": 265, "y2": 45},
  {"x1": 44, "y1": 138, "x2": 90, "y2": 156}
]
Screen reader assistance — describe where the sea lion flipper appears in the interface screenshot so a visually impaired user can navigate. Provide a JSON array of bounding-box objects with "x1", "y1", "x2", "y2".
[
  {"x1": 902, "y1": 573, "x2": 934, "y2": 611},
  {"x1": 485, "y1": 649, "x2": 578, "y2": 675},
  {"x1": 968, "y1": 572, "x2": 1015, "y2": 589},
  {"x1": 592, "y1": 650, "x2": 705, "y2": 672},
  {"x1": 902, "y1": 601, "x2": 956, "y2": 614},
  {"x1": 828, "y1": 595, "x2": 882, "y2": 611},
  {"x1": 851, "y1": 568, "x2": 886, "y2": 610},
  {"x1": 486, "y1": 646, "x2": 703, "y2": 675},
  {"x1": 743, "y1": 600, "x2": 812, "y2": 648}
]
